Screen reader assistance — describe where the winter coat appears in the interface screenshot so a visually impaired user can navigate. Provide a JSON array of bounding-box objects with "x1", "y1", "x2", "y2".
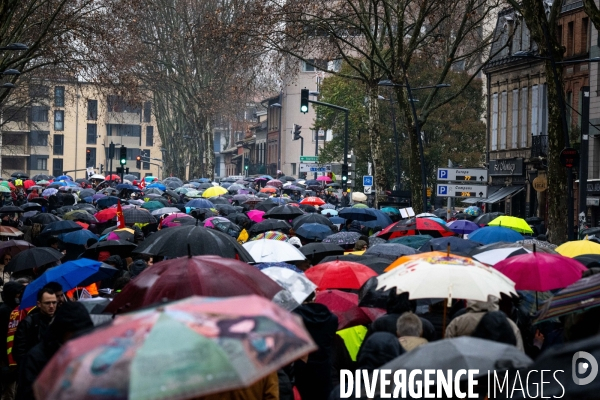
[
  {"x1": 471, "y1": 310, "x2": 517, "y2": 346},
  {"x1": 398, "y1": 336, "x2": 429, "y2": 352},
  {"x1": 0, "y1": 281, "x2": 24, "y2": 367},
  {"x1": 445, "y1": 298, "x2": 524, "y2": 351},
  {"x1": 13, "y1": 311, "x2": 52, "y2": 366}
]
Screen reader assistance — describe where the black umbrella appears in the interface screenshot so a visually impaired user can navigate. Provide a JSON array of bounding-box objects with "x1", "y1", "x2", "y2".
[
  {"x1": 224, "y1": 212, "x2": 251, "y2": 227},
  {"x1": 292, "y1": 213, "x2": 334, "y2": 230},
  {"x1": 30, "y1": 213, "x2": 62, "y2": 225},
  {"x1": 0, "y1": 206, "x2": 24, "y2": 213},
  {"x1": 300, "y1": 243, "x2": 345, "y2": 264},
  {"x1": 363, "y1": 243, "x2": 418, "y2": 261},
  {"x1": 357, "y1": 276, "x2": 392, "y2": 308},
  {"x1": 123, "y1": 208, "x2": 157, "y2": 224},
  {"x1": 209, "y1": 196, "x2": 230, "y2": 205},
  {"x1": 214, "y1": 204, "x2": 238, "y2": 215},
  {"x1": 320, "y1": 254, "x2": 391, "y2": 274},
  {"x1": 298, "y1": 204, "x2": 317, "y2": 213},
  {"x1": 255, "y1": 199, "x2": 279, "y2": 212},
  {"x1": 55, "y1": 206, "x2": 76, "y2": 216},
  {"x1": 10, "y1": 171, "x2": 28, "y2": 179},
  {"x1": 21, "y1": 203, "x2": 42, "y2": 212},
  {"x1": 31, "y1": 174, "x2": 51, "y2": 181},
  {"x1": 339, "y1": 208, "x2": 377, "y2": 222},
  {"x1": 248, "y1": 219, "x2": 291, "y2": 236},
  {"x1": 278, "y1": 175, "x2": 296, "y2": 182},
  {"x1": 473, "y1": 212, "x2": 505, "y2": 225},
  {"x1": 133, "y1": 225, "x2": 253, "y2": 262},
  {"x1": 264, "y1": 205, "x2": 304, "y2": 220},
  {"x1": 63, "y1": 210, "x2": 98, "y2": 224},
  {"x1": 40, "y1": 220, "x2": 82, "y2": 235},
  {"x1": 322, "y1": 231, "x2": 361, "y2": 249},
  {"x1": 433, "y1": 208, "x2": 447, "y2": 218},
  {"x1": 82, "y1": 240, "x2": 137, "y2": 259},
  {"x1": 79, "y1": 189, "x2": 96, "y2": 198},
  {"x1": 28, "y1": 197, "x2": 49, "y2": 207},
  {"x1": 573, "y1": 254, "x2": 600, "y2": 268},
  {"x1": 0, "y1": 240, "x2": 35, "y2": 257},
  {"x1": 4, "y1": 247, "x2": 63, "y2": 273},
  {"x1": 418, "y1": 236, "x2": 482, "y2": 254},
  {"x1": 73, "y1": 204, "x2": 97, "y2": 213}
]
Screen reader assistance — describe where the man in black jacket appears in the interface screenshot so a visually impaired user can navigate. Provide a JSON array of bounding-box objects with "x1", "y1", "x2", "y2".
[
  {"x1": 0, "y1": 281, "x2": 25, "y2": 399},
  {"x1": 13, "y1": 289, "x2": 56, "y2": 367}
]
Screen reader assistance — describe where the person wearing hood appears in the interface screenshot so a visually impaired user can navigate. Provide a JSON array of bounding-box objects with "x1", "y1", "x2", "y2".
[
  {"x1": 128, "y1": 259, "x2": 147, "y2": 278},
  {"x1": 293, "y1": 302, "x2": 339, "y2": 400},
  {"x1": 348, "y1": 221, "x2": 363, "y2": 234},
  {"x1": 0, "y1": 281, "x2": 25, "y2": 399},
  {"x1": 445, "y1": 296, "x2": 524, "y2": 351},
  {"x1": 471, "y1": 311, "x2": 517, "y2": 346},
  {"x1": 15, "y1": 302, "x2": 93, "y2": 400}
]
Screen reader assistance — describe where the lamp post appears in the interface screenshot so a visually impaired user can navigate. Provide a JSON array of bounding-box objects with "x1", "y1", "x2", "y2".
[
  {"x1": 270, "y1": 94, "x2": 283, "y2": 176},
  {"x1": 378, "y1": 80, "x2": 450, "y2": 211}
]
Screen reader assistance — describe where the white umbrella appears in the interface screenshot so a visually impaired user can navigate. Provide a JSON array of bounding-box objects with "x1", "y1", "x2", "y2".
[
  {"x1": 376, "y1": 257, "x2": 516, "y2": 303},
  {"x1": 243, "y1": 239, "x2": 306, "y2": 263},
  {"x1": 416, "y1": 213, "x2": 437, "y2": 218},
  {"x1": 150, "y1": 207, "x2": 182, "y2": 216},
  {"x1": 260, "y1": 267, "x2": 316, "y2": 304},
  {"x1": 472, "y1": 247, "x2": 531, "y2": 265},
  {"x1": 90, "y1": 174, "x2": 105, "y2": 180}
]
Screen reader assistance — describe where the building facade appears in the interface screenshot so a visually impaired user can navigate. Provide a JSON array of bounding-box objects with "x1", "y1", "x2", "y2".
[{"x1": 1, "y1": 81, "x2": 163, "y2": 180}]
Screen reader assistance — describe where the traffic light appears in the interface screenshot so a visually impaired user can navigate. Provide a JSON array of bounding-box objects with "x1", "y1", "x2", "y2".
[
  {"x1": 100, "y1": 164, "x2": 104, "y2": 174},
  {"x1": 347, "y1": 154, "x2": 356, "y2": 188},
  {"x1": 108, "y1": 142, "x2": 115, "y2": 159},
  {"x1": 300, "y1": 89, "x2": 309, "y2": 114},
  {"x1": 136, "y1": 155, "x2": 141, "y2": 169},
  {"x1": 341, "y1": 164, "x2": 348, "y2": 184},
  {"x1": 293, "y1": 124, "x2": 302, "y2": 140},
  {"x1": 119, "y1": 146, "x2": 127, "y2": 166},
  {"x1": 85, "y1": 149, "x2": 91, "y2": 163}
]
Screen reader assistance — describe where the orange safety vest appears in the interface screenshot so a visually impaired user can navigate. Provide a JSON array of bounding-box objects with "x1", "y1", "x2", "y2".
[
  {"x1": 66, "y1": 282, "x2": 99, "y2": 299},
  {"x1": 7, "y1": 306, "x2": 35, "y2": 366}
]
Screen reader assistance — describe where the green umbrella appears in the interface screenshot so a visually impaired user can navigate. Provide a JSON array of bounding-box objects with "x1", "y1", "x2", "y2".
[
  {"x1": 352, "y1": 203, "x2": 368, "y2": 208},
  {"x1": 388, "y1": 234, "x2": 434, "y2": 249},
  {"x1": 0, "y1": 186, "x2": 10, "y2": 193},
  {"x1": 140, "y1": 201, "x2": 165, "y2": 211},
  {"x1": 0, "y1": 182, "x2": 9, "y2": 188}
]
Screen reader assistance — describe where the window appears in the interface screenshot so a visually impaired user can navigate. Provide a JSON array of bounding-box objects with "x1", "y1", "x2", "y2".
[
  {"x1": 54, "y1": 86, "x2": 65, "y2": 107},
  {"x1": 540, "y1": 84, "x2": 548, "y2": 135},
  {"x1": 582, "y1": 18, "x2": 589, "y2": 52},
  {"x1": 53, "y1": 135, "x2": 64, "y2": 155},
  {"x1": 54, "y1": 110, "x2": 64, "y2": 131},
  {"x1": 491, "y1": 93, "x2": 498, "y2": 151},
  {"x1": 215, "y1": 156, "x2": 220, "y2": 176},
  {"x1": 520, "y1": 87, "x2": 528, "y2": 147},
  {"x1": 107, "y1": 124, "x2": 141, "y2": 137},
  {"x1": 531, "y1": 85, "x2": 539, "y2": 136},
  {"x1": 29, "y1": 85, "x2": 49, "y2": 99},
  {"x1": 291, "y1": 163, "x2": 296, "y2": 176},
  {"x1": 302, "y1": 59, "x2": 327, "y2": 72},
  {"x1": 567, "y1": 91, "x2": 573, "y2": 128},
  {"x1": 142, "y1": 149, "x2": 150, "y2": 170},
  {"x1": 30, "y1": 131, "x2": 48, "y2": 146},
  {"x1": 568, "y1": 22, "x2": 574, "y2": 56},
  {"x1": 214, "y1": 132, "x2": 221, "y2": 152},
  {"x1": 500, "y1": 91, "x2": 507, "y2": 150},
  {"x1": 87, "y1": 99, "x2": 98, "y2": 120},
  {"x1": 146, "y1": 126, "x2": 154, "y2": 146},
  {"x1": 37, "y1": 158, "x2": 47, "y2": 170},
  {"x1": 143, "y1": 101, "x2": 152, "y2": 123},
  {"x1": 30, "y1": 106, "x2": 49, "y2": 122},
  {"x1": 107, "y1": 95, "x2": 141, "y2": 114},
  {"x1": 86, "y1": 147, "x2": 96, "y2": 167},
  {"x1": 52, "y1": 159, "x2": 63, "y2": 177},
  {"x1": 5, "y1": 107, "x2": 26, "y2": 122},
  {"x1": 511, "y1": 89, "x2": 519, "y2": 149},
  {"x1": 87, "y1": 124, "x2": 97, "y2": 144},
  {"x1": 126, "y1": 148, "x2": 141, "y2": 160}
]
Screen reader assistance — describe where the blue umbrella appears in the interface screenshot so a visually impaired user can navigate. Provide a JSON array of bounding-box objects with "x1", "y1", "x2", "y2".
[
  {"x1": 20, "y1": 259, "x2": 118, "y2": 308},
  {"x1": 448, "y1": 220, "x2": 480, "y2": 235},
  {"x1": 186, "y1": 199, "x2": 215, "y2": 209},
  {"x1": 329, "y1": 216, "x2": 346, "y2": 225},
  {"x1": 339, "y1": 208, "x2": 378, "y2": 222},
  {"x1": 96, "y1": 196, "x2": 120, "y2": 209},
  {"x1": 464, "y1": 206, "x2": 482, "y2": 217},
  {"x1": 260, "y1": 175, "x2": 274, "y2": 180},
  {"x1": 40, "y1": 220, "x2": 82, "y2": 235},
  {"x1": 59, "y1": 229, "x2": 98, "y2": 245},
  {"x1": 381, "y1": 207, "x2": 399, "y2": 215},
  {"x1": 116, "y1": 183, "x2": 141, "y2": 192},
  {"x1": 54, "y1": 175, "x2": 72, "y2": 181},
  {"x1": 418, "y1": 236, "x2": 482, "y2": 254},
  {"x1": 468, "y1": 226, "x2": 524, "y2": 245},
  {"x1": 363, "y1": 208, "x2": 393, "y2": 229},
  {"x1": 296, "y1": 223, "x2": 333, "y2": 241},
  {"x1": 197, "y1": 178, "x2": 210, "y2": 183},
  {"x1": 146, "y1": 183, "x2": 166, "y2": 191}
]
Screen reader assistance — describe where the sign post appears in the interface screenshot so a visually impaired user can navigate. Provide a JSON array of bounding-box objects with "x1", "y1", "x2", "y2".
[{"x1": 436, "y1": 184, "x2": 488, "y2": 198}]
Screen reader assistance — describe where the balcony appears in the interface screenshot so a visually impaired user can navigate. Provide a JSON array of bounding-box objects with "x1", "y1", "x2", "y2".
[{"x1": 531, "y1": 134, "x2": 548, "y2": 159}]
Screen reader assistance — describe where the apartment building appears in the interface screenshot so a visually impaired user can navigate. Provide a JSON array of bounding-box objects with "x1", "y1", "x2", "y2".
[{"x1": 1, "y1": 81, "x2": 163, "y2": 180}]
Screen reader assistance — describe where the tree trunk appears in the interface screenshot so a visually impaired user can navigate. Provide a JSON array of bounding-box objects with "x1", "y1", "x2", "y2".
[
  {"x1": 365, "y1": 83, "x2": 386, "y2": 207},
  {"x1": 205, "y1": 119, "x2": 215, "y2": 180}
]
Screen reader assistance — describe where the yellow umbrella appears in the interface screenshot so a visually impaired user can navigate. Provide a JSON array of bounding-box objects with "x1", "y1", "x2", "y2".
[
  {"x1": 555, "y1": 239, "x2": 600, "y2": 258},
  {"x1": 488, "y1": 216, "x2": 533, "y2": 234},
  {"x1": 384, "y1": 251, "x2": 472, "y2": 272},
  {"x1": 201, "y1": 186, "x2": 228, "y2": 198}
]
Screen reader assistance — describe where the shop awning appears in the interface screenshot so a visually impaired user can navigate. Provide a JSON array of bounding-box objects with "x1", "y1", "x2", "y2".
[
  {"x1": 460, "y1": 186, "x2": 502, "y2": 204},
  {"x1": 481, "y1": 185, "x2": 524, "y2": 204}
]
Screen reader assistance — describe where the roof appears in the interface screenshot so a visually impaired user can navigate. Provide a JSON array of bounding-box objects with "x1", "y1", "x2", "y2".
[{"x1": 481, "y1": 185, "x2": 525, "y2": 204}]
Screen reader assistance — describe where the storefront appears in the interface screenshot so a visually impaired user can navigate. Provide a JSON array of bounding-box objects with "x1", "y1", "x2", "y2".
[
  {"x1": 486, "y1": 158, "x2": 528, "y2": 217},
  {"x1": 585, "y1": 180, "x2": 600, "y2": 227}
]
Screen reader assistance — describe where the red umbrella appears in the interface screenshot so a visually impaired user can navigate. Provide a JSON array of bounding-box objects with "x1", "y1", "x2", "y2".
[
  {"x1": 305, "y1": 260, "x2": 377, "y2": 290},
  {"x1": 300, "y1": 196, "x2": 326, "y2": 206},
  {"x1": 94, "y1": 208, "x2": 118, "y2": 223},
  {"x1": 23, "y1": 180, "x2": 35, "y2": 190},
  {"x1": 105, "y1": 255, "x2": 286, "y2": 314},
  {"x1": 494, "y1": 252, "x2": 587, "y2": 291},
  {"x1": 378, "y1": 217, "x2": 454, "y2": 239},
  {"x1": 105, "y1": 174, "x2": 120, "y2": 181},
  {"x1": 315, "y1": 289, "x2": 385, "y2": 330}
]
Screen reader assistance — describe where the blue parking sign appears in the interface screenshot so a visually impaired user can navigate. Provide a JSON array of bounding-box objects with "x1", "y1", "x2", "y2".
[
  {"x1": 438, "y1": 169, "x2": 448, "y2": 179},
  {"x1": 363, "y1": 176, "x2": 373, "y2": 186},
  {"x1": 438, "y1": 185, "x2": 448, "y2": 195}
]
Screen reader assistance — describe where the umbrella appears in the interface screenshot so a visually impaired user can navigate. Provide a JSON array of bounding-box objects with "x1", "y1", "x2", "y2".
[
  {"x1": 516, "y1": 238, "x2": 557, "y2": 250},
  {"x1": 446, "y1": 219, "x2": 480, "y2": 235},
  {"x1": 305, "y1": 260, "x2": 377, "y2": 290},
  {"x1": 30, "y1": 213, "x2": 62, "y2": 225},
  {"x1": 202, "y1": 186, "x2": 228, "y2": 198},
  {"x1": 254, "y1": 262, "x2": 303, "y2": 273},
  {"x1": 40, "y1": 220, "x2": 82, "y2": 236},
  {"x1": 264, "y1": 205, "x2": 304, "y2": 220},
  {"x1": 260, "y1": 186, "x2": 278, "y2": 194},
  {"x1": 279, "y1": 175, "x2": 296, "y2": 182},
  {"x1": 388, "y1": 235, "x2": 434, "y2": 249},
  {"x1": 248, "y1": 220, "x2": 291, "y2": 236},
  {"x1": 260, "y1": 267, "x2": 316, "y2": 304},
  {"x1": 36, "y1": 295, "x2": 316, "y2": 400},
  {"x1": 376, "y1": 256, "x2": 517, "y2": 302},
  {"x1": 96, "y1": 196, "x2": 120, "y2": 209},
  {"x1": 295, "y1": 223, "x2": 333, "y2": 241},
  {"x1": 381, "y1": 207, "x2": 400, "y2": 215},
  {"x1": 4, "y1": 247, "x2": 64, "y2": 273},
  {"x1": 266, "y1": 179, "x2": 283, "y2": 188},
  {"x1": 209, "y1": 196, "x2": 231, "y2": 205},
  {"x1": 146, "y1": 183, "x2": 166, "y2": 191},
  {"x1": 123, "y1": 208, "x2": 157, "y2": 224},
  {"x1": 10, "y1": 171, "x2": 28, "y2": 179},
  {"x1": 556, "y1": 239, "x2": 600, "y2": 258},
  {"x1": 329, "y1": 216, "x2": 346, "y2": 225},
  {"x1": 94, "y1": 208, "x2": 118, "y2": 223},
  {"x1": 494, "y1": 252, "x2": 586, "y2": 291},
  {"x1": 106, "y1": 256, "x2": 288, "y2": 314},
  {"x1": 418, "y1": 236, "x2": 482, "y2": 254},
  {"x1": 338, "y1": 208, "x2": 377, "y2": 222},
  {"x1": 322, "y1": 231, "x2": 362, "y2": 249},
  {"x1": 133, "y1": 225, "x2": 253, "y2": 262},
  {"x1": 471, "y1": 246, "x2": 531, "y2": 265},
  {"x1": 377, "y1": 218, "x2": 454, "y2": 239},
  {"x1": 468, "y1": 226, "x2": 524, "y2": 245},
  {"x1": 300, "y1": 242, "x2": 345, "y2": 262},
  {"x1": 315, "y1": 289, "x2": 385, "y2": 331},
  {"x1": 0, "y1": 226, "x2": 23, "y2": 237},
  {"x1": 0, "y1": 205, "x2": 24, "y2": 214},
  {"x1": 140, "y1": 201, "x2": 166, "y2": 211},
  {"x1": 321, "y1": 209, "x2": 338, "y2": 217},
  {"x1": 573, "y1": 254, "x2": 600, "y2": 268},
  {"x1": 247, "y1": 210, "x2": 265, "y2": 223},
  {"x1": 243, "y1": 239, "x2": 305, "y2": 263},
  {"x1": 298, "y1": 204, "x2": 317, "y2": 213},
  {"x1": 224, "y1": 212, "x2": 251, "y2": 226},
  {"x1": 82, "y1": 240, "x2": 137, "y2": 259},
  {"x1": 20, "y1": 203, "x2": 42, "y2": 212},
  {"x1": 186, "y1": 198, "x2": 215, "y2": 209},
  {"x1": 319, "y1": 254, "x2": 391, "y2": 275},
  {"x1": 20, "y1": 259, "x2": 117, "y2": 308},
  {"x1": 464, "y1": 206, "x2": 482, "y2": 216},
  {"x1": 363, "y1": 243, "x2": 418, "y2": 261},
  {"x1": 473, "y1": 212, "x2": 505, "y2": 226},
  {"x1": 41, "y1": 188, "x2": 58, "y2": 197},
  {"x1": 535, "y1": 273, "x2": 600, "y2": 323},
  {"x1": 0, "y1": 240, "x2": 35, "y2": 258},
  {"x1": 151, "y1": 207, "x2": 182, "y2": 216},
  {"x1": 300, "y1": 196, "x2": 325, "y2": 206},
  {"x1": 250, "y1": 231, "x2": 289, "y2": 241},
  {"x1": 381, "y1": 337, "x2": 532, "y2": 376},
  {"x1": 62, "y1": 210, "x2": 97, "y2": 224},
  {"x1": 362, "y1": 209, "x2": 394, "y2": 229},
  {"x1": 58, "y1": 230, "x2": 98, "y2": 246},
  {"x1": 292, "y1": 213, "x2": 334, "y2": 230},
  {"x1": 488, "y1": 215, "x2": 533, "y2": 234},
  {"x1": 213, "y1": 204, "x2": 239, "y2": 216},
  {"x1": 144, "y1": 188, "x2": 164, "y2": 195},
  {"x1": 316, "y1": 175, "x2": 332, "y2": 183}
]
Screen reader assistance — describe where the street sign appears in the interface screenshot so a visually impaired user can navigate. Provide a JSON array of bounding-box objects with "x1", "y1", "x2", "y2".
[
  {"x1": 363, "y1": 175, "x2": 373, "y2": 186},
  {"x1": 364, "y1": 186, "x2": 372, "y2": 194},
  {"x1": 437, "y1": 168, "x2": 488, "y2": 182},
  {"x1": 300, "y1": 163, "x2": 331, "y2": 173},
  {"x1": 559, "y1": 147, "x2": 579, "y2": 168},
  {"x1": 437, "y1": 184, "x2": 488, "y2": 198},
  {"x1": 300, "y1": 156, "x2": 319, "y2": 162}
]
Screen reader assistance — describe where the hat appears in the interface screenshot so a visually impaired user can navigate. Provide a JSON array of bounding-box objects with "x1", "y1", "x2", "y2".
[
  {"x1": 288, "y1": 236, "x2": 302, "y2": 248},
  {"x1": 354, "y1": 240, "x2": 368, "y2": 251},
  {"x1": 347, "y1": 189, "x2": 351, "y2": 193}
]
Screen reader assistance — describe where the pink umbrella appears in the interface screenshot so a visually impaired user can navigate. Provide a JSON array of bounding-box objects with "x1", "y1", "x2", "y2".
[
  {"x1": 203, "y1": 216, "x2": 229, "y2": 228},
  {"x1": 266, "y1": 179, "x2": 283, "y2": 188},
  {"x1": 161, "y1": 213, "x2": 194, "y2": 228},
  {"x1": 247, "y1": 210, "x2": 265, "y2": 223},
  {"x1": 494, "y1": 252, "x2": 587, "y2": 291},
  {"x1": 316, "y1": 176, "x2": 332, "y2": 183}
]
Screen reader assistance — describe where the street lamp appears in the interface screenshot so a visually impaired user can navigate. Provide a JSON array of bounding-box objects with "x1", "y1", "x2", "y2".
[
  {"x1": 0, "y1": 43, "x2": 28, "y2": 51},
  {"x1": 378, "y1": 79, "x2": 450, "y2": 211},
  {"x1": 270, "y1": 99, "x2": 283, "y2": 175}
]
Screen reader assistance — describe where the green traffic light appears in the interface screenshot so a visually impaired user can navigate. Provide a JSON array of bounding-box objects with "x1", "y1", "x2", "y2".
[
  {"x1": 120, "y1": 158, "x2": 127, "y2": 165},
  {"x1": 300, "y1": 105, "x2": 308, "y2": 113}
]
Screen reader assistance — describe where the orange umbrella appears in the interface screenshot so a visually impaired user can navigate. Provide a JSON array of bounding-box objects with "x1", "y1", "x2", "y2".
[
  {"x1": 0, "y1": 226, "x2": 23, "y2": 237},
  {"x1": 260, "y1": 186, "x2": 277, "y2": 193},
  {"x1": 384, "y1": 251, "x2": 472, "y2": 272},
  {"x1": 300, "y1": 196, "x2": 325, "y2": 206}
]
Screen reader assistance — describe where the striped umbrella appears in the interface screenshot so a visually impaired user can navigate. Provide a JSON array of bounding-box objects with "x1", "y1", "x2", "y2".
[{"x1": 535, "y1": 273, "x2": 600, "y2": 323}]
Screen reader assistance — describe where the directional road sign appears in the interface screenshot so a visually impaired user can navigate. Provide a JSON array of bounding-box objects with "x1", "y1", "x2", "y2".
[
  {"x1": 363, "y1": 175, "x2": 373, "y2": 186},
  {"x1": 437, "y1": 168, "x2": 488, "y2": 182},
  {"x1": 300, "y1": 163, "x2": 331, "y2": 173},
  {"x1": 437, "y1": 184, "x2": 488, "y2": 198},
  {"x1": 300, "y1": 156, "x2": 319, "y2": 162}
]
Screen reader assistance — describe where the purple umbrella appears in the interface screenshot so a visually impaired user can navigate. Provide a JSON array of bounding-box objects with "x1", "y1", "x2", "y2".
[
  {"x1": 92, "y1": 193, "x2": 106, "y2": 200},
  {"x1": 447, "y1": 219, "x2": 480, "y2": 235}
]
